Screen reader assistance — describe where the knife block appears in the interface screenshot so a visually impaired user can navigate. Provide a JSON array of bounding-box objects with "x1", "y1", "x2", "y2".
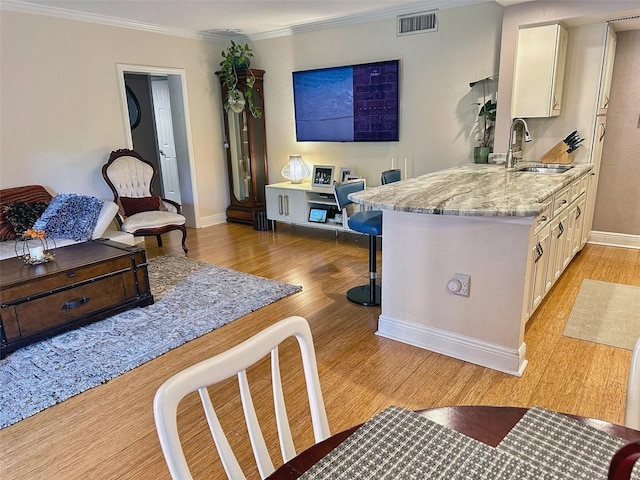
[{"x1": 541, "y1": 141, "x2": 572, "y2": 164}]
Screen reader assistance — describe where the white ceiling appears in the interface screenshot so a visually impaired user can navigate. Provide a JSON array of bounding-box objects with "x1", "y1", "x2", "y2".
[
  {"x1": 2, "y1": 0, "x2": 638, "y2": 39},
  {"x1": 3, "y1": 0, "x2": 495, "y2": 39}
]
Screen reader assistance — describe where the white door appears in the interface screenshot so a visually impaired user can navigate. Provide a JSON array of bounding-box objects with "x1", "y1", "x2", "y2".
[{"x1": 151, "y1": 79, "x2": 182, "y2": 204}]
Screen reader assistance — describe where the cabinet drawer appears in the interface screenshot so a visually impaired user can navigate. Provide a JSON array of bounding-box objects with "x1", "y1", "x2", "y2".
[
  {"x1": 1, "y1": 274, "x2": 127, "y2": 340},
  {"x1": 552, "y1": 186, "x2": 570, "y2": 217},
  {"x1": 578, "y1": 175, "x2": 589, "y2": 197},
  {"x1": 534, "y1": 198, "x2": 552, "y2": 233},
  {"x1": 0, "y1": 256, "x2": 131, "y2": 305}
]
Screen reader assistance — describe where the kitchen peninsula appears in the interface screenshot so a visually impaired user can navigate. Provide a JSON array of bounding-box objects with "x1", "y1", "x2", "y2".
[{"x1": 349, "y1": 162, "x2": 593, "y2": 375}]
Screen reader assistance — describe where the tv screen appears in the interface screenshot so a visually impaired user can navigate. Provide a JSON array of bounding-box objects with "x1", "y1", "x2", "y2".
[{"x1": 293, "y1": 59, "x2": 399, "y2": 142}]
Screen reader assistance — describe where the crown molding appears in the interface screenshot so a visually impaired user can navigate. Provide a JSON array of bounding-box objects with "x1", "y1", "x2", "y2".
[
  {"x1": 0, "y1": 0, "x2": 231, "y2": 40},
  {"x1": 248, "y1": 0, "x2": 490, "y2": 40},
  {"x1": 0, "y1": 0, "x2": 491, "y2": 41}
]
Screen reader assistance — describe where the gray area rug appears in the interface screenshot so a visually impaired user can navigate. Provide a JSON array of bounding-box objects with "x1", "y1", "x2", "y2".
[
  {"x1": 563, "y1": 279, "x2": 640, "y2": 350},
  {"x1": 0, "y1": 255, "x2": 301, "y2": 429}
]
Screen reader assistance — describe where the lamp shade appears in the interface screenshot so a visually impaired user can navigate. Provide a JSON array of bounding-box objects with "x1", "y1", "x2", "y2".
[{"x1": 281, "y1": 154, "x2": 311, "y2": 183}]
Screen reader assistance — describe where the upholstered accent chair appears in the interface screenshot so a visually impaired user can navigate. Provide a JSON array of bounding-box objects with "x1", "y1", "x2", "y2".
[{"x1": 102, "y1": 149, "x2": 188, "y2": 253}]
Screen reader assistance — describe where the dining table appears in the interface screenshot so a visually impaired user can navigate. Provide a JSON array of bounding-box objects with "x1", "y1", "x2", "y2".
[{"x1": 267, "y1": 405, "x2": 640, "y2": 479}]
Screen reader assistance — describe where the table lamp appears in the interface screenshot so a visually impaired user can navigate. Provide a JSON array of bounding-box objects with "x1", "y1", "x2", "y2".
[{"x1": 281, "y1": 154, "x2": 311, "y2": 184}]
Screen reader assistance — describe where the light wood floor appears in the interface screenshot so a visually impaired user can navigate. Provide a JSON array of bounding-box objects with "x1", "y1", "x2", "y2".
[{"x1": 1, "y1": 222, "x2": 638, "y2": 479}]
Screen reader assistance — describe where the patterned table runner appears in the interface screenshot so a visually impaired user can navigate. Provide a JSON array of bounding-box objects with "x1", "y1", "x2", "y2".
[
  {"x1": 497, "y1": 406, "x2": 639, "y2": 480},
  {"x1": 300, "y1": 406, "x2": 638, "y2": 479},
  {"x1": 301, "y1": 406, "x2": 557, "y2": 479}
]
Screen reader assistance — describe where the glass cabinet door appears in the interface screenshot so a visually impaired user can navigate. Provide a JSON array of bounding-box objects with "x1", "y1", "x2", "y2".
[
  {"x1": 227, "y1": 108, "x2": 252, "y2": 202},
  {"x1": 218, "y1": 69, "x2": 269, "y2": 229}
]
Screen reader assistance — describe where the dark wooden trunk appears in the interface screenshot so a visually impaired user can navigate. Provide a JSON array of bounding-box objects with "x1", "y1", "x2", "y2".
[{"x1": 0, "y1": 240, "x2": 154, "y2": 358}]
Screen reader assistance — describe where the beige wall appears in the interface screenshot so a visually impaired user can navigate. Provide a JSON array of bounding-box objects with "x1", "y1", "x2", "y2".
[
  {"x1": 0, "y1": 3, "x2": 503, "y2": 227},
  {"x1": 592, "y1": 30, "x2": 640, "y2": 235},
  {"x1": 1, "y1": 3, "x2": 504, "y2": 227},
  {"x1": 0, "y1": 10, "x2": 229, "y2": 227},
  {"x1": 254, "y1": 2, "x2": 504, "y2": 184}
]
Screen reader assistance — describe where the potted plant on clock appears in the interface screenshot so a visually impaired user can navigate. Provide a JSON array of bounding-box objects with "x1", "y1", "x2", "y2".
[{"x1": 218, "y1": 40, "x2": 262, "y2": 118}]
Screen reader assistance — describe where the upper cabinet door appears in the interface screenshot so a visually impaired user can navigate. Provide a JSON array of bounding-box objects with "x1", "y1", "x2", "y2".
[
  {"x1": 597, "y1": 26, "x2": 617, "y2": 116},
  {"x1": 512, "y1": 23, "x2": 569, "y2": 118}
]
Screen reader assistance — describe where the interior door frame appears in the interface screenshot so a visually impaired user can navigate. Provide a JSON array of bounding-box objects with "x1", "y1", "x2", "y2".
[{"x1": 117, "y1": 64, "x2": 199, "y2": 228}]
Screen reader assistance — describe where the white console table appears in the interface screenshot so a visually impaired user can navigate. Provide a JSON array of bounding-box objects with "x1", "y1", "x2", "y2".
[{"x1": 265, "y1": 181, "x2": 352, "y2": 232}]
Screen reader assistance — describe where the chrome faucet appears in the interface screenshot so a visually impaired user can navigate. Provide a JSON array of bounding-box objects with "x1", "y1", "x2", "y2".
[{"x1": 505, "y1": 118, "x2": 532, "y2": 168}]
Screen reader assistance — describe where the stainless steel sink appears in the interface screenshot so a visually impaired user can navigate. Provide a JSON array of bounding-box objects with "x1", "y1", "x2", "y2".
[{"x1": 516, "y1": 165, "x2": 574, "y2": 174}]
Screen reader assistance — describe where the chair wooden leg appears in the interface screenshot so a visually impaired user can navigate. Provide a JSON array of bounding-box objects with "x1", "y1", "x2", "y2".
[
  {"x1": 179, "y1": 225, "x2": 188, "y2": 253},
  {"x1": 156, "y1": 235, "x2": 163, "y2": 247}
]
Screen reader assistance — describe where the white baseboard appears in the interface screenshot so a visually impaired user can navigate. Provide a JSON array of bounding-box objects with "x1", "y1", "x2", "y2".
[
  {"x1": 376, "y1": 315, "x2": 527, "y2": 377},
  {"x1": 588, "y1": 231, "x2": 640, "y2": 250},
  {"x1": 198, "y1": 213, "x2": 227, "y2": 228}
]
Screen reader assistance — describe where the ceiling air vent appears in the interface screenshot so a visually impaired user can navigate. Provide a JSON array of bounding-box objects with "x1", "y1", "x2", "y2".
[{"x1": 397, "y1": 10, "x2": 438, "y2": 36}]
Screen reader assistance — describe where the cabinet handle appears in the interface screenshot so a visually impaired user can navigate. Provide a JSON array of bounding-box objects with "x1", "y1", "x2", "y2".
[
  {"x1": 576, "y1": 206, "x2": 582, "y2": 219},
  {"x1": 603, "y1": 96, "x2": 609, "y2": 109},
  {"x1": 61, "y1": 296, "x2": 90, "y2": 311},
  {"x1": 284, "y1": 195, "x2": 290, "y2": 216},
  {"x1": 534, "y1": 242, "x2": 544, "y2": 263},
  {"x1": 558, "y1": 222, "x2": 564, "y2": 237},
  {"x1": 599, "y1": 122, "x2": 606, "y2": 141},
  {"x1": 553, "y1": 95, "x2": 559, "y2": 109},
  {"x1": 278, "y1": 195, "x2": 284, "y2": 215}
]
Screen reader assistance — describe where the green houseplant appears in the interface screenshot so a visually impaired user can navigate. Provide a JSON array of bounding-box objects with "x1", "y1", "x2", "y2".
[
  {"x1": 478, "y1": 99, "x2": 497, "y2": 147},
  {"x1": 471, "y1": 76, "x2": 497, "y2": 163},
  {"x1": 218, "y1": 40, "x2": 262, "y2": 118}
]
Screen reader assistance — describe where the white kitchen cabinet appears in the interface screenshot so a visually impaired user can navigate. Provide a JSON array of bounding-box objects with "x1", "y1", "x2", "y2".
[
  {"x1": 570, "y1": 194, "x2": 587, "y2": 257},
  {"x1": 547, "y1": 207, "x2": 570, "y2": 289},
  {"x1": 529, "y1": 222, "x2": 551, "y2": 314},
  {"x1": 583, "y1": 118, "x2": 606, "y2": 245},
  {"x1": 512, "y1": 23, "x2": 568, "y2": 118},
  {"x1": 598, "y1": 27, "x2": 617, "y2": 116},
  {"x1": 532, "y1": 174, "x2": 588, "y2": 301}
]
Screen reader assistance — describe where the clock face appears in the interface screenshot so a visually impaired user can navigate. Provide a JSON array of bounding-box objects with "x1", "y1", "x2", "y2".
[
  {"x1": 228, "y1": 90, "x2": 246, "y2": 113},
  {"x1": 126, "y1": 86, "x2": 141, "y2": 129}
]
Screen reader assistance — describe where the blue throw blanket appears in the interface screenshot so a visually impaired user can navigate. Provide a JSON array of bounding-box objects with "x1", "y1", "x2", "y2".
[{"x1": 33, "y1": 193, "x2": 103, "y2": 241}]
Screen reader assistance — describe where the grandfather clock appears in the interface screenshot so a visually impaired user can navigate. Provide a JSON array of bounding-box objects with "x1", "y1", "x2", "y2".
[{"x1": 218, "y1": 69, "x2": 270, "y2": 230}]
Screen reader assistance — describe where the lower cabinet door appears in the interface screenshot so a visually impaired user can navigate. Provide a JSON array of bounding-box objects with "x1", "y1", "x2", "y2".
[
  {"x1": 265, "y1": 188, "x2": 306, "y2": 222},
  {"x1": 530, "y1": 226, "x2": 551, "y2": 314}
]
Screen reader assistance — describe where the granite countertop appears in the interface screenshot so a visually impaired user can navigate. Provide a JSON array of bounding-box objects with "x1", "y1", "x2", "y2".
[{"x1": 349, "y1": 162, "x2": 593, "y2": 217}]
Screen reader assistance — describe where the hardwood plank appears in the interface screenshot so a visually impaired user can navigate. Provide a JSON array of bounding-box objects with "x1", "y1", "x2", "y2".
[{"x1": 0, "y1": 223, "x2": 637, "y2": 480}]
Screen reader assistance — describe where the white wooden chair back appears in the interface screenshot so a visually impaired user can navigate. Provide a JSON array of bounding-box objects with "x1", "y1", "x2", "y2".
[
  {"x1": 153, "y1": 315, "x2": 330, "y2": 479},
  {"x1": 625, "y1": 336, "x2": 640, "y2": 429}
]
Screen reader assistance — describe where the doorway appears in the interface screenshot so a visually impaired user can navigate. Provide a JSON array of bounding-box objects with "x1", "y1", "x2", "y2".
[{"x1": 117, "y1": 64, "x2": 198, "y2": 228}]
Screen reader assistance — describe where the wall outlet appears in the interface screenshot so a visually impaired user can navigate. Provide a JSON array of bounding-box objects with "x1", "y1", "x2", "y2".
[{"x1": 447, "y1": 273, "x2": 470, "y2": 297}]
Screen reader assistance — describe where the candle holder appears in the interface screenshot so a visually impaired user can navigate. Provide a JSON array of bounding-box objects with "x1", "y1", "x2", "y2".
[{"x1": 14, "y1": 229, "x2": 55, "y2": 265}]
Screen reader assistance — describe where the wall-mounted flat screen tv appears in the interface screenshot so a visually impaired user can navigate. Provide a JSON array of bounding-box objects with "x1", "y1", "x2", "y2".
[{"x1": 292, "y1": 59, "x2": 399, "y2": 142}]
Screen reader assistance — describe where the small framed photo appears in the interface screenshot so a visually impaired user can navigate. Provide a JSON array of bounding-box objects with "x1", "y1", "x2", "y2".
[
  {"x1": 344, "y1": 174, "x2": 361, "y2": 182},
  {"x1": 338, "y1": 167, "x2": 354, "y2": 182},
  {"x1": 312, "y1": 165, "x2": 335, "y2": 187}
]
